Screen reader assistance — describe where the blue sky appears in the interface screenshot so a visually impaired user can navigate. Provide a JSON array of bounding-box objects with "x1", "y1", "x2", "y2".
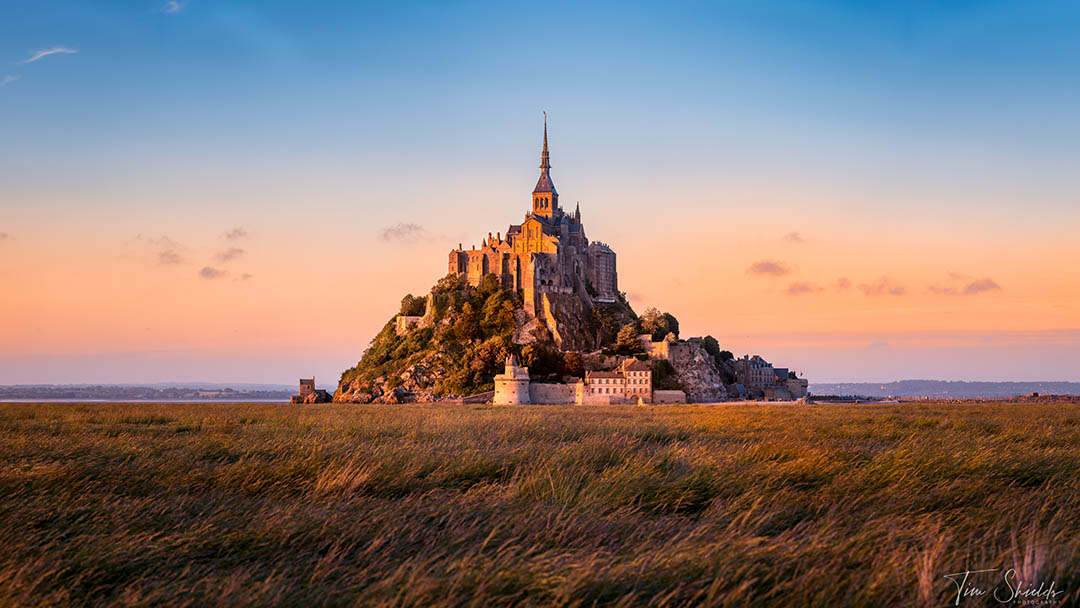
[
  {"x1": 5, "y1": 1, "x2": 1079, "y2": 174},
  {"x1": 2, "y1": 1, "x2": 1079, "y2": 384}
]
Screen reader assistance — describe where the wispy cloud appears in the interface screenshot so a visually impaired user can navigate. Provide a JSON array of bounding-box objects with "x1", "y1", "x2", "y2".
[
  {"x1": 223, "y1": 227, "x2": 247, "y2": 240},
  {"x1": 0, "y1": 232, "x2": 9, "y2": 241},
  {"x1": 236, "y1": 273, "x2": 253, "y2": 281},
  {"x1": 747, "y1": 260, "x2": 790, "y2": 277},
  {"x1": 162, "y1": 0, "x2": 189, "y2": 14},
  {"x1": 199, "y1": 266, "x2": 227, "y2": 279},
  {"x1": 20, "y1": 47, "x2": 78, "y2": 64},
  {"x1": 783, "y1": 232, "x2": 804, "y2": 244},
  {"x1": 930, "y1": 276, "x2": 1001, "y2": 296},
  {"x1": 157, "y1": 249, "x2": 183, "y2": 265},
  {"x1": 215, "y1": 247, "x2": 245, "y2": 262},
  {"x1": 0, "y1": 75, "x2": 19, "y2": 88},
  {"x1": 131, "y1": 235, "x2": 186, "y2": 265},
  {"x1": 835, "y1": 277, "x2": 851, "y2": 291},
  {"x1": 858, "y1": 278, "x2": 906, "y2": 296},
  {"x1": 786, "y1": 282, "x2": 822, "y2": 295},
  {"x1": 963, "y1": 278, "x2": 1001, "y2": 295},
  {"x1": 380, "y1": 222, "x2": 426, "y2": 242}
]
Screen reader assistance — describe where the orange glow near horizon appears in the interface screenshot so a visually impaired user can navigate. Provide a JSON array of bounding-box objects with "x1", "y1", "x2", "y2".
[{"x1": 3, "y1": 174, "x2": 1078, "y2": 384}]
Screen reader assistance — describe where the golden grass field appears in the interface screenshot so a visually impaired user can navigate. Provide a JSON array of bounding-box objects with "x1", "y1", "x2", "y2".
[{"x1": 1, "y1": 400, "x2": 1078, "y2": 607}]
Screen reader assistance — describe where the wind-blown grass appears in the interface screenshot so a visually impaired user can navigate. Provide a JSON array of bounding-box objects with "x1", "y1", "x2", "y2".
[{"x1": 1, "y1": 400, "x2": 1077, "y2": 606}]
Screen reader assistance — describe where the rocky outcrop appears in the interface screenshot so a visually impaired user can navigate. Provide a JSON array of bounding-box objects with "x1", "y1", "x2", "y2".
[
  {"x1": 335, "y1": 358, "x2": 443, "y2": 403},
  {"x1": 512, "y1": 309, "x2": 543, "y2": 347},
  {"x1": 292, "y1": 389, "x2": 333, "y2": 404},
  {"x1": 667, "y1": 341, "x2": 728, "y2": 403},
  {"x1": 373, "y1": 387, "x2": 414, "y2": 404},
  {"x1": 540, "y1": 292, "x2": 594, "y2": 351}
]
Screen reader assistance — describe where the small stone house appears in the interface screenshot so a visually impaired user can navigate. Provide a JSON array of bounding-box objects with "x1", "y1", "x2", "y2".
[{"x1": 291, "y1": 377, "x2": 331, "y2": 404}]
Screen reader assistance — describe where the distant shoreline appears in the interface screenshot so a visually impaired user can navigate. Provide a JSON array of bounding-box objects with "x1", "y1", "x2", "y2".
[{"x1": 0, "y1": 399, "x2": 290, "y2": 404}]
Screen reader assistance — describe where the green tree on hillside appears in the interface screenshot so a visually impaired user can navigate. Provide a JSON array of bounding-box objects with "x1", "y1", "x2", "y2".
[
  {"x1": 522, "y1": 341, "x2": 563, "y2": 378},
  {"x1": 563, "y1": 351, "x2": 585, "y2": 378},
  {"x1": 591, "y1": 302, "x2": 636, "y2": 348},
  {"x1": 701, "y1": 335, "x2": 721, "y2": 358},
  {"x1": 433, "y1": 273, "x2": 464, "y2": 294},
  {"x1": 400, "y1": 294, "x2": 426, "y2": 316},
  {"x1": 662, "y1": 312, "x2": 680, "y2": 339},
  {"x1": 616, "y1": 323, "x2": 641, "y2": 355},
  {"x1": 641, "y1": 307, "x2": 679, "y2": 340}
]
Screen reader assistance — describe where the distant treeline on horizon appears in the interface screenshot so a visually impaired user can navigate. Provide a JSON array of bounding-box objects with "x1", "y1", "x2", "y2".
[
  {"x1": 0, "y1": 385, "x2": 294, "y2": 401},
  {"x1": 810, "y1": 380, "x2": 1080, "y2": 399}
]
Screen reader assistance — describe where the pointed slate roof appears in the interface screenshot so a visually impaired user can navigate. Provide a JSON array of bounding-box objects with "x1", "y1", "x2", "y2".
[{"x1": 533, "y1": 169, "x2": 557, "y2": 195}]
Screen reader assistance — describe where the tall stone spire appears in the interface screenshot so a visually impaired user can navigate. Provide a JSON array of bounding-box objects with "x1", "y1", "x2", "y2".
[
  {"x1": 540, "y1": 111, "x2": 550, "y2": 170},
  {"x1": 532, "y1": 112, "x2": 558, "y2": 218}
]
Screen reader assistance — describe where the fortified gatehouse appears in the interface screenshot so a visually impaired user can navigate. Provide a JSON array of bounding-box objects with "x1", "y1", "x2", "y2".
[{"x1": 448, "y1": 115, "x2": 618, "y2": 316}]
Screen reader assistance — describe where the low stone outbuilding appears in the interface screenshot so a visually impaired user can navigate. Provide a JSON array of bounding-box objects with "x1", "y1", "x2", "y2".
[{"x1": 291, "y1": 377, "x2": 332, "y2": 404}]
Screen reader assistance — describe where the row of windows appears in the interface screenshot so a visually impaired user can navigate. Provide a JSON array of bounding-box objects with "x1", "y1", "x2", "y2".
[
  {"x1": 589, "y1": 377, "x2": 650, "y2": 385},
  {"x1": 589, "y1": 387, "x2": 650, "y2": 395}
]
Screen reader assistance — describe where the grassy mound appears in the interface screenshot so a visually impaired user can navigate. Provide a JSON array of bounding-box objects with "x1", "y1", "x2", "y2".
[
  {"x1": 338, "y1": 273, "x2": 637, "y2": 399},
  {"x1": 338, "y1": 273, "x2": 693, "y2": 399},
  {"x1": 339, "y1": 274, "x2": 521, "y2": 398}
]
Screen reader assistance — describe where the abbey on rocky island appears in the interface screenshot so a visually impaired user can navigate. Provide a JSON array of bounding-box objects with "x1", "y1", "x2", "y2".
[
  {"x1": 336, "y1": 117, "x2": 809, "y2": 406},
  {"x1": 448, "y1": 114, "x2": 619, "y2": 318}
]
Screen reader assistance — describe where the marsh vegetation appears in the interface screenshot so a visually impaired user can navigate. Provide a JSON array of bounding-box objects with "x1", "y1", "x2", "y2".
[{"x1": 1, "y1": 400, "x2": 1077, "y2": 606}]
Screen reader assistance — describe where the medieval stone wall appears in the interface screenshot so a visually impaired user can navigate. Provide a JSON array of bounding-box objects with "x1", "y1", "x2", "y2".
[
  {"x1": 653, "y1": 390, "x2": 687, "y2": 404},
  {"x1": 528, "y1": 383, "x2": 576, "y2": 404}
]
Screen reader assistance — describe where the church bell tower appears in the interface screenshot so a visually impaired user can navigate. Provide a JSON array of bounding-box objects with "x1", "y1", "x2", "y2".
[{"x1": 531, "y1": 112, "x2": 559, "y2": 219}]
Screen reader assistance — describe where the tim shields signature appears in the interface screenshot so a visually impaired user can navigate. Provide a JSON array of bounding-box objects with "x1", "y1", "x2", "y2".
[{"x1": 944, "y1": 568, "x2": 1065, "y2": 605}]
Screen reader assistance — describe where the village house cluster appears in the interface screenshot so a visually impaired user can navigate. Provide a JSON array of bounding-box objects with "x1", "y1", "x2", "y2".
[
  {"x1": 493, "y1": 355, "x2": 688, "y2": 405},
  {"x1": 731, "y1": 355, "x2": 809, "y2": 401}
]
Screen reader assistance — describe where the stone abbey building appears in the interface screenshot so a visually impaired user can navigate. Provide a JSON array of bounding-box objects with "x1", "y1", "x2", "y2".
[{"x1": 448, "y1": 116, "x2": 619, "y2": 317}]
